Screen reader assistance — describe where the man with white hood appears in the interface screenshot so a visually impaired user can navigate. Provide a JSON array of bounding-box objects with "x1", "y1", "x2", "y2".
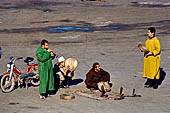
[{"x1": 54, "y1": 56, "x2": 72, "y2": 88}]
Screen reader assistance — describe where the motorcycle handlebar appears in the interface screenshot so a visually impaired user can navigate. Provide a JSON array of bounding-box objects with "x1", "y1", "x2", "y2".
[
  {"x1": 17, "y1": 56, "x2": 23, "y2": 60},
  {"x1": 10, "y1": 56, "x2": 14, "y2": 60},
  {"x1": 9, "y1": 56, "x2": 23, "y2": 63}
]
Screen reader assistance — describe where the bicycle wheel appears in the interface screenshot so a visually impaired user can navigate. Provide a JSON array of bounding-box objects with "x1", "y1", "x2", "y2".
[{"x1": 1, "y1": 74, "x2": 15, "y2": 93}]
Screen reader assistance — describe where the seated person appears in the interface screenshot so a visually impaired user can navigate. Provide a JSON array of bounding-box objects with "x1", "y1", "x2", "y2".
[
  {"x1": 85, "y1": 62, "x2": 111, "y2": 96},
  {"x1": 54, "y1": 56, "x2": 73, "y2": 88}
]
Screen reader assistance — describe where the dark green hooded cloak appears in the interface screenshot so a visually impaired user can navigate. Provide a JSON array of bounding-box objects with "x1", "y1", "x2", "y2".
[{"x1": 36, "y1": 46, "x2": 55, "y2": 94}]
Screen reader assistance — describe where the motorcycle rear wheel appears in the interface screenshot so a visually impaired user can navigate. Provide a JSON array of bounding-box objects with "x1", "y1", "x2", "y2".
[
  {"x1": 1, "y1": 74, "x2": 15, "y2": 93},
  {"x1": 31, "y1": 74, "x2": 40, "y2": 86}
]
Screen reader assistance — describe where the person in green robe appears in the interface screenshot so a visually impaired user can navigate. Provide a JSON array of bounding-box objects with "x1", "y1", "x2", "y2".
[
  {"x1": 36, "y1": 39, "x2": 55, "y2": 99},
  {"x1": 143, "y1": 27, "x2": 161, "y2": 89}
]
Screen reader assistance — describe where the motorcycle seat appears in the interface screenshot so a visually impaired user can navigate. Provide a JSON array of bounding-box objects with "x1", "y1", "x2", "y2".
[
  {"x1": 20, "y1": 72, "x2": 36, "y2": 79},
  {"x1": 24, "y1": 57, "x2": 34, "y2": 63}
]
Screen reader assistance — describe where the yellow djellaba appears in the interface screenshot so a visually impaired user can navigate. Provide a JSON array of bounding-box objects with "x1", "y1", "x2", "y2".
[{"x1": 143, "y1": 36, "x2": 161, "y2": 79}]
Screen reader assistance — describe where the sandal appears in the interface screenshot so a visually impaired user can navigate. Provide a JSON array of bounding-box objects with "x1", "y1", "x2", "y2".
[{"x1": 39, "y1": 95, "x2": 46, "y2": 99}]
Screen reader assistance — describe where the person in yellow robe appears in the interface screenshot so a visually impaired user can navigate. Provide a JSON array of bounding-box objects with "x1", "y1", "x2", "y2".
[{"x1": 143, "y1": 27, "x2": 161, "y2": 89}]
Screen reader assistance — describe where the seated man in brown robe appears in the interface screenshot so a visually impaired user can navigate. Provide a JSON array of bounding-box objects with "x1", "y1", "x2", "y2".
[{"x1": 85, "y1": 62, "x2": 111, "y2": 96}]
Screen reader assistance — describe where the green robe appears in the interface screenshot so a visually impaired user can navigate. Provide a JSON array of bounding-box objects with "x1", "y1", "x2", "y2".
[{"x1": 36, "y1": 46, "x2": 55, "y2": 94}]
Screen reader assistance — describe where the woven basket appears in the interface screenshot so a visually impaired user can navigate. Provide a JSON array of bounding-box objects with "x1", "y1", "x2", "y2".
[{"x1": 60, "y1": 94, "x2": 75, "y2": 100}]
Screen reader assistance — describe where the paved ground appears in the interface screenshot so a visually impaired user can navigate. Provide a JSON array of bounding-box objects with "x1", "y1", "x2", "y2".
[{"x1": 0, "y1": 0, "x2": 170, "y2": 113}]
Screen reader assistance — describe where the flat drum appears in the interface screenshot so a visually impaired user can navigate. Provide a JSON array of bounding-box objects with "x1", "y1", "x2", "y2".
[{"x1": 65, "y1": 58, "x2": 78, "y2": 72}]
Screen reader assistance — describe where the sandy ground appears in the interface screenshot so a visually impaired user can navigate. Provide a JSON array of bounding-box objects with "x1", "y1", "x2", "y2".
[{"x1": 0, "y1": 0, "x2": 170, "y2": 113}]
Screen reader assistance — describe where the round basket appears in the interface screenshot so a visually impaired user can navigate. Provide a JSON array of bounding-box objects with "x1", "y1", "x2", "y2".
[{"x1": 60, "y1": 94, "x2": 75, "y2": 100}]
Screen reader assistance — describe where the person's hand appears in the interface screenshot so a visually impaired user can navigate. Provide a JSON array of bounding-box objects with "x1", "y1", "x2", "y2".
[
  {"x1": 47, "y1": 49, "x2": 55, "y2": 56},
  {"x1": 145, "y1": 51, "x2": 153, "y2": 57},
  {"x1": 47, "y1": 48, "x2": 51, "y2": 52},
  {"x1": 64, "y1": 65, "x2": 70, "y2": 76},
  {"x1": 65, "y1": 65, "x2": 70, "y2": 71},
  {"x1": 51, "y1": 51, "x2": 55, "y2": 56}
]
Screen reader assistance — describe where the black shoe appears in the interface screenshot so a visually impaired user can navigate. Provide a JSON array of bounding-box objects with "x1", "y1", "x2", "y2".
[
  {"x1": 100, "y1": 94, "x2": 108, "y2": 97},
  {"x1": 144, "y1": 80, "x2": 150, "y2": 86},
  {"x1": 153, "y1": 84, "x2": 158, "y2": 89},
  {"x1": 153, "y1": 79, "x2": 159, "y2": 89},
  {"x1": 144, "y1": 84, "x2": 153, "y2": 88},
  {"x1": 60, "y1": 85, "x2": 66, "y2": 88},
  {"x1": 144, "y1": 79, "x2": 154, "y2": 88},
  {"x1": 144, "y1": 84, "x2": 149, "y2": 88},
  {"x1": 60, "y1": 84, "x2": 69, "y2": 88}
]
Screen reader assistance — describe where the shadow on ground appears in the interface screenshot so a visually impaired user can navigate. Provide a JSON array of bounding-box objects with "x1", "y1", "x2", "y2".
[
  {"x1": 158, "y1": 67, "x2": 166, "y2": 85},
  {"x1": 68, "y1": 78, "x2": 84, "y2": 86}
]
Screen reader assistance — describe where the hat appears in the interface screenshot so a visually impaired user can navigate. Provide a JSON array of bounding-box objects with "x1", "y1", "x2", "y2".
[{"x1": 58, "y1": 56, "x2": 65, "y2": 63}]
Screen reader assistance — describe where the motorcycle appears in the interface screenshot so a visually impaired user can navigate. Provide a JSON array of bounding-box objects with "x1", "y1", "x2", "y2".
[{"x1": 0, "y1": 56, "x2": 40, "y2": 93}]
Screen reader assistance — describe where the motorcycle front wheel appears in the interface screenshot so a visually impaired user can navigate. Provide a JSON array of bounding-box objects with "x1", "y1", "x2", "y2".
[{"x1": 1, "y1": 74, "x2": 15, "y2": 93}]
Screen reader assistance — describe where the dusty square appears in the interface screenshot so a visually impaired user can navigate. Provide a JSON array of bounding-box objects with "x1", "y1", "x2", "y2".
[{"x1": 0, "y1": 0, "x2": 170, "y2": 113}]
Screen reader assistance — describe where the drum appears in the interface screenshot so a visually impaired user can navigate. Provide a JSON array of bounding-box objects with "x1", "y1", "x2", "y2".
[
  {"x1": 65, "y1": 57, "x2": 78, "y2": 73},
  {"x1": 138, "y1": 44, "x2": 149, "y2": 53}
]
